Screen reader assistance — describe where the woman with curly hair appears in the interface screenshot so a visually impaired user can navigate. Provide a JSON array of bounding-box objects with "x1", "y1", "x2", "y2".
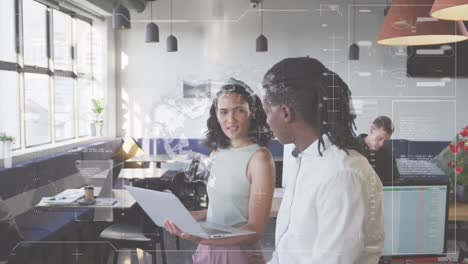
[{"x1": 165, "y1": 78, "x2": 276, "y2": 264}]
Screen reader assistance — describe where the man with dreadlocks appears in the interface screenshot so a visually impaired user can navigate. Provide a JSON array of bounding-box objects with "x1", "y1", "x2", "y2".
[{"x1": 261, "y1": 57, "x2": 384, "y2": 263}]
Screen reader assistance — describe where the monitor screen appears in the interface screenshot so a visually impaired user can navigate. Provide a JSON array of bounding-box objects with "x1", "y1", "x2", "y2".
[
  {"x1": 407, "y1": 22, "x2": 468, "y2": 78},
  {"x1": 382, "y1": 184, "x2": 448, "y2": 257}
]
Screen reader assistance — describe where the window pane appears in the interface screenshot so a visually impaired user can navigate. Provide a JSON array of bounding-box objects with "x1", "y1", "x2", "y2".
[
  {"x1": 77, "y1": 79, "x2": 92, "y2": 136},
  {"x1": 55, "y1": 77, "x2": 74, "y2": 141},
  {"x1": 53, "y1": 10, "x2": 72, "y2": 71},
  {"x1": 23, "y1": 0, "x2": 48, "y2": 67},
  {"x1": 0, "y1": 0, "x2": 16, "y2": 62},
  {"x1": 0, "y1": 71, "x2": 20, "y2": 148},
  {"x1": 76, "y1": 20, "x2": 92, "y2": 75},
  {"x1": 25, "y1": 73, "x2": 50, "y2": 146}
]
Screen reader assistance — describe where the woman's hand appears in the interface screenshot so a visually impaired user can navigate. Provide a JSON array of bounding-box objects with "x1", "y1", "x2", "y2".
[{"x1": 164, "y1": 220, "x2": 203, "y2": 243}]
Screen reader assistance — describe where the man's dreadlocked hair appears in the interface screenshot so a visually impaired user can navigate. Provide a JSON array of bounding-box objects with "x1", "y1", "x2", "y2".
[{"x1": 262, "y1": 57, "x2": 359, "y2": 156}]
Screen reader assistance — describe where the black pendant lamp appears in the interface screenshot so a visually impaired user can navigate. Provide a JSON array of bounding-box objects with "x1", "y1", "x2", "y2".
[
  {"x1": 167, "y1": 0, "x2": 178, "y2": 52},
  {"x1": 348, "y1": 0, "x2": 359, "y2": 60},
  {"x1": 112, "y1": 3, "x2": 131, "y2": 29},
  {"x1": 384, "y1": 0, "x2": 390, "y2": 16},
  {"x1": 256, "y1": 1, "x2": 268, "y2": 52},
  {"x1": 145, "y1": 1, "x2": 159, "y2": 43}
]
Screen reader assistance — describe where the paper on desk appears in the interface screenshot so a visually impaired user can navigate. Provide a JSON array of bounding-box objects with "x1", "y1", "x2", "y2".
[
  {"x1": 95, "y1": 198, "x2": 118, "y2": 207},
  {"x1": 41, "y1": 196, "x2": 80, "y2": 205},
  {"x1": 42, "y1": 189, "x2": 83, "y2": 205}
]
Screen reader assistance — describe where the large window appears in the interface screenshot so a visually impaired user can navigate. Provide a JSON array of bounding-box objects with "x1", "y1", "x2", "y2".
[
  {"x1": 0, "y1": 0, "x2": 98, "y2": 151},
  {"x1": 0, "y1": 72, "x2": 20, "y2": 148},
  {"x1": 24, "y1": 73, "x2": 50, "y2": 146},
  {"x1": 78, "y1": 79, "x2": 93, "y2": 136},
  {"x1": 76, "y1": 19, "x2": 93, "y2": 76},
  {"x1": 23, "y1": 0, "x2": 48, "y2": 67},
  {"x1": 54, "y1": 77, "x2": 74, "y2": 141},
  {"x1": 53, "y1": 10, "x2": 73, "y2": 71},
  {"x1": 0, "y1": 0, "x2": 16, "y2": 62}
]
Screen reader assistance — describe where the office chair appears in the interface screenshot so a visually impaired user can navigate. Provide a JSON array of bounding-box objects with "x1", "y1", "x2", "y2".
[
  {"x1": 99, "y1": 210, "x2": 167, "y2": 264},
  {"x1": 99, "y1": 168, "x2": 189, "y2": 264}
]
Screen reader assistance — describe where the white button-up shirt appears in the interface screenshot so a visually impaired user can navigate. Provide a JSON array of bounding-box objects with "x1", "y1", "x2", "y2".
[{"x1": 270, "y1": 135, "x2": 385, "y2": 264}]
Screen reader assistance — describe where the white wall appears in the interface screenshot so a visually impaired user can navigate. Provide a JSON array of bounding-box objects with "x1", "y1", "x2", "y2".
[
  {"x1": 93, "y1": 18, "x2": 117, "y2": 138},
  {"x1": 115, "y1": 0, "x2": 468, "y2": 141}
]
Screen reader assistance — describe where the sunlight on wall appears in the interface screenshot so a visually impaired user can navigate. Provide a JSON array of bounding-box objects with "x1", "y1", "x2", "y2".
[
  {"x1": 121, "y1": 51, "x2": 129, "y2": 71},
  {"x1": 121, "y1": 87, "x2": 129, "y2": 134},
  {"x1": 132, "y1": 102, "x2": 142, "y2": 137}
]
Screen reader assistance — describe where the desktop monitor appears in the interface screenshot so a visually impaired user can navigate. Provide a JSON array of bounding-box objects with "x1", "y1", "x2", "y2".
[{"x1": 382, "y1": 181, "x2": 449, "y2": 258}]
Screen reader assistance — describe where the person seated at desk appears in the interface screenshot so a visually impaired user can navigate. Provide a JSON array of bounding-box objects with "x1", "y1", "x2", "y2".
[
  {"x1": 356, "y1": 116, "x2": 400, "y2": 183},
  {"x1": 165, "y1": 79, "x2": 276, "y2": 264}
]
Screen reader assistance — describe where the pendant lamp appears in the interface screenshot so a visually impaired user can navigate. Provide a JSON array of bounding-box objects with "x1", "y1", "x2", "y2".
[
  {"x1": 167, "y1": 0, "x2": 178, "y2": 52},
  {"x1": 145, "y1": 1, "x2": 159, "y2": 43},
  {"x1": 349, "y1": 0, "x2": 359, "y2": 60},
  {"x1": 112, "y1": 3, "x2": 131, "y2": 29},
  {"x1": 256, "y1": 1, "x2": 268, "y2": 52},
  {"x1": 431, "y1": 0, "x2": 468, "y2": 21},
  {"x1": 378, "y1": 0, "x2": 467, "y2": 46}
]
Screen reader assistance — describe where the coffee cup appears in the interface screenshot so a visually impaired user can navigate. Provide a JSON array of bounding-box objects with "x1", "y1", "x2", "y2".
[{"x1": 84, "y1": 186, "x2": 95, "y2": 201}]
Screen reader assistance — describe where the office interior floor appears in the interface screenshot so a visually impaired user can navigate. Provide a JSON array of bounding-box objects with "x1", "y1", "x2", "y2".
[
  {"x1": 111, "y1": 218, "x2": 468, "y2": 264},
  {"x1": 17, "y1": 218, "x2": 468, "y2": 263}
]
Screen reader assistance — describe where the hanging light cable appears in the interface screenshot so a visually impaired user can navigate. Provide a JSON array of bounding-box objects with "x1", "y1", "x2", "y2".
[
  {"x1": 145, "y1": 1, "x2": 159, "y2": 43},
  {"x1": 256, "y1": 1, "x2": 268, "y2": 52},
  {"x1": 112, "y1": 2, "x2": 131, "y2": 29},
  {"x1": 167, "y1": 0, "x2": 178, "y2": 52},
  {"x1": 349, "y1": 0, "x2": 359, "y2": 60}
]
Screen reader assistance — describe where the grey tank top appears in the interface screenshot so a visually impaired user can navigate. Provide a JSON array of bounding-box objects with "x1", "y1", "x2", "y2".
[{"x1": 206, "y1": 144, "x2": 261, "y2": 227}]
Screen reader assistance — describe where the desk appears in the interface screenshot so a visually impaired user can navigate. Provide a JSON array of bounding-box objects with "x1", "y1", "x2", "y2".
[
  {"x1": 125, "y1": 154, "x2": 175, "y2": 168},
  {"x1": 118, "y1": 168, "x2": 168, "y2": 180},
  {"x1": 449, "y1": 202, "x2": 468, "y2": 222}
]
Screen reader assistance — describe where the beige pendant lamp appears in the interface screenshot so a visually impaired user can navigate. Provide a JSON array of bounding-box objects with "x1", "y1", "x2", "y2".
[
  {"x1": 431, "y1": 0, "x2": 468, "y2": 21},
  {"x1": 378, "y1": 0, "x2": 467, "y2": 46}
]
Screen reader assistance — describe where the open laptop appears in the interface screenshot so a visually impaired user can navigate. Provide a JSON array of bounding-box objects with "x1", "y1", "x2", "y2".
[
  {"x1": 126, "y1": 186, "x2": 255, "y2": 239},
  {"x1": 89, "y1": 167, "x2": 113, "y2": 199},
  {"x1": 76, "y1": 160, "x2": 114, "y2": 198}
]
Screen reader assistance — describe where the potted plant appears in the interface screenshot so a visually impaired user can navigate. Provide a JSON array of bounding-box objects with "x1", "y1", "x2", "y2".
[
  {"x1": 90, "y1": 98, "x2": 104, "y2": 137},
  {"x1": 0, "y1": 133, "x2": 15, "y2": 168},
  {"x1": 433, "y1": 126, "x2": 468, "y2": 203},
  {"x1": 448, "y1": 127, "x2": 468, "y2": 202}
]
